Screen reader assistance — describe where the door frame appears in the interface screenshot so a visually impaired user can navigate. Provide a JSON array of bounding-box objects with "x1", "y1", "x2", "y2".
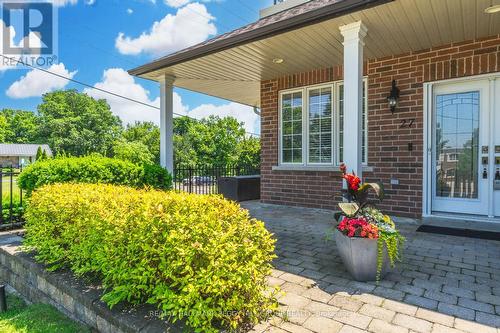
[{"x1": 423, "y1": 72, "x2": 500, "y2": 218}]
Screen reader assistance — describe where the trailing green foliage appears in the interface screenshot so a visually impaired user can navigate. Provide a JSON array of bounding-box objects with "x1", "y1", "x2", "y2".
[
  {"x1": 24, "y1": 183, "x2": 277, "y2": 332},
  {"x1": 18, "y1": 156, "x2": 172, "y2": 194}
]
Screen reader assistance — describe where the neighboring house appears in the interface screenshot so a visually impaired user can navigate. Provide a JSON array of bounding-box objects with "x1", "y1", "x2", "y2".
[
  {"x1": 130, "y1": 0, "x2": 500, "y2": 219},
  {"x1": 0, "y1": 144, "x2": 52, "y2": 167}
]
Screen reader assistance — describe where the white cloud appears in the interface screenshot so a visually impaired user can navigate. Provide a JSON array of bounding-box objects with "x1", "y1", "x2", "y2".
[
  {"x1": 180, "y1": 103, "x2": 259, "y2": 135},
  {"x1": 115, "y1": 3, "x2": 217, "y2": 56},
  {"x1": 51, "y1": 0, "x2": 78, "y2": 6},
  {"x1": 84, "y1": 68, "x2": 186, "y2": 125},
  {"x1": 84, "y1": 68, "x2": 260, "y2": 134},
  {"x1": 164, "y1": 0, "x2": 190, "y2": 8},
  {"x1": 127, "y1": 8, "x2": 134, "y2": 14},
  {"x1": 6, "y1": 63, "x2": 76, "y2": 98},
  {"x1": 50, "y1": 0, "x2": 96, "y2": 6}
]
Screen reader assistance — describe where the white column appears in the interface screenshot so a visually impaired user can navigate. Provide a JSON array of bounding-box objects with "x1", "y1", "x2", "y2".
[
  {"x1": 160, "y1": 75, "x2": 175, "y2": 173},
  {"x1": 340, "y1": 21, "x2": 367, "y2": 179}
]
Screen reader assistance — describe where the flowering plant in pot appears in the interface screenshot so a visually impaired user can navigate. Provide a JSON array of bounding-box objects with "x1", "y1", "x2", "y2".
[{"x1": 334, "y1": 164, "x2": 405, "y2": 281}]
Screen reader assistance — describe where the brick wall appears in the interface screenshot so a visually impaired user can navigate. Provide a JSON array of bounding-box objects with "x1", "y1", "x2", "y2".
[{"x1": 260, "y1": 35, "x2": 500, "y2": 217}]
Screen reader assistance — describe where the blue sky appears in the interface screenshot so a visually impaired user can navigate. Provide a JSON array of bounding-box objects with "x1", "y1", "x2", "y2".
[{"x1": 0, "y1": 0, "x2": 271, "y2": 134}]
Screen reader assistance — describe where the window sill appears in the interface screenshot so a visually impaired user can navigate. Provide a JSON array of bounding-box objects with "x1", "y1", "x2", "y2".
[{"x1": 272, "y1": 165, "x2": 374, "y2": 172}]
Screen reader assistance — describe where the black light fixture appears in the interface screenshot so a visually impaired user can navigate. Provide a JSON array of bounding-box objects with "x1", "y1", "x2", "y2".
[{"x1": 387, "y1": 80, "x2": 400, "y2": 113}]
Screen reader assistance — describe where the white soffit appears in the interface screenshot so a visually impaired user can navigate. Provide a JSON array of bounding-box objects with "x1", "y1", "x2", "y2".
[{"x1": 143, "y1": 0, "x2": 500, "y2": 107}]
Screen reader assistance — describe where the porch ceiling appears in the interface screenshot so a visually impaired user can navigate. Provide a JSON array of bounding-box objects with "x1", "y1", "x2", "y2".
[{"x1": 131, "y1": 0, "x2": 500, "y2": 107}]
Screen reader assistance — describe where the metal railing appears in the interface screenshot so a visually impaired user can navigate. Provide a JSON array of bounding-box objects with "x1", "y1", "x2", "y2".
[
  {"x1": 173, "y1": 164, "x2": 260, "y2": 195},
  {"x1": 0, "y1": 167, "x2": 24, "y2": 229}
]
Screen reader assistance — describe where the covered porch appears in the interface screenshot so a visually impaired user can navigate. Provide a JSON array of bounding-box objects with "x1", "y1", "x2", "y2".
[
  {"x1": 241, "y1": 201, "x2": 500, "y2": 332},
  {"x1": 130, "y1": 0, "x2": 500, "y2": 218}
]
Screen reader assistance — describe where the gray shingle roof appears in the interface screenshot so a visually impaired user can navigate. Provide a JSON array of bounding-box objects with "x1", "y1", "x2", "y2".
[{"x1": 0, "y1": 144, "x2": 52, "y2": 157}]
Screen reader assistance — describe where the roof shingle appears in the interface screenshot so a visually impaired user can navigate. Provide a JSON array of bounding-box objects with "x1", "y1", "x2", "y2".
[{"x1": 0, "y1": 144, "x2": 52, "y2": 157}]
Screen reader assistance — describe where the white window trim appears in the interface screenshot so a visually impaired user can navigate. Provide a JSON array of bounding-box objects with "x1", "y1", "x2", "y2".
[{"x1": 278, "y1": 78, "x2": 368, "y2": 169}]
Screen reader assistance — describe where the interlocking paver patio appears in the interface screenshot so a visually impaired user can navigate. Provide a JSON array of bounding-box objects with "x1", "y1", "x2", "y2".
[{"x1": 242, "y1": 202, "x2": 500, "y2": 333}]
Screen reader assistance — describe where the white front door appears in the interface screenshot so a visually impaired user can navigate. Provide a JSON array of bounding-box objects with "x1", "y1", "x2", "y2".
[{"x1": 432, "y1": 79, "x2": 490, "y2": 215}]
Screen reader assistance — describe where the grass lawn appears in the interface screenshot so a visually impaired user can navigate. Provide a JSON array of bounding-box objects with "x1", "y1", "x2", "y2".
[
  {"x1": 1, "y1": 178, "x2": 21, "y2": 205},
  {"x1": 0, "y1": 294, "x2": 90, "y2": 333}
]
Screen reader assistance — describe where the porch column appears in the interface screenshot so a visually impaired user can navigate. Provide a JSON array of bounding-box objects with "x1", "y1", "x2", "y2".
[
  {"x1": 159, "y1": 75, "x2": 175, "y2": 173},
  {"x1": 339, "y1": 21, "x2": 367, "y2": 178}
]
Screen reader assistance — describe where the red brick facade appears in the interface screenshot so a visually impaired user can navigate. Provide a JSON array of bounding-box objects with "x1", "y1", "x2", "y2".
[{"x1": 260, "y1": 35, "x2": 500, "y2": 217}]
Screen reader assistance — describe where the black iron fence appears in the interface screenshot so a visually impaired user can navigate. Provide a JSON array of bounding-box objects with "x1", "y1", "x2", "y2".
[
  {"x1": 173, "y1": 164, "x2": 260, "y2": 194},
  {"x1": 0, "y1": 167, "x2": 24, "y2": 228}
]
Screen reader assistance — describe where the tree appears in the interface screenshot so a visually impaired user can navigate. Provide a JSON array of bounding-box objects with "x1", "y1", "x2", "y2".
[
  {"x1": 36, "y1": 147, "x2": 43, "y2": 161},
  {"x1": 184, "y1": 116, "x2": 246, "y2": 166},
  {"x1": 0, "y1": 115, "x2": 8, "y2": 142},
  {"x1": 236, "y1": 136, "x2": 261, "y2": 169},
  {"x1": 113, "y1": 139, "x2": 155, "y2": 165},
  {"x1": 0, "y1": 109, "x2": 39, "y2": 143},
  {"x1": 41, "y1": 150, "x2": 48, "y2": 160},
  {"x1": 122, "y1": 122, "x2": 160, "y2": 163},
  {"x1": 37, "y1": 90, "x2": 122, "y2": 156}
]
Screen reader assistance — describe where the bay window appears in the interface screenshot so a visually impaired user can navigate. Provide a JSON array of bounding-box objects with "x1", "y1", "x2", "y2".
[{"x1": 279, "y1": 80, "x2": 367, "y2": 167}]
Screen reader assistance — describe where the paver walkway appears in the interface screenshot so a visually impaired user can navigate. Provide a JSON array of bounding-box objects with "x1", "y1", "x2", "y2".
[{"x1": 241, "y1": 201, "x2": 500, "y2": 333}]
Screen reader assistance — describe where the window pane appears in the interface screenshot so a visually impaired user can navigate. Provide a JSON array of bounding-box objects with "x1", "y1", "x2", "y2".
[
  {"x1": 338, "y1": 83, "x2": 367, "y2": 164},
  {"x1": 283, "y1": 95, "x2": 291, "y2": 108},
  {"x1": 283, "y1": 149, "x2": 292, "y2": 163},
  {"x1": 309, "y1": 87, "x2": 332, "y2": 164},
  {"x1": 293, "y1": 149, "x2": 302, "y2": 163},
  {"x1": 282, "y1": 107, "x2": 292, "y2": 121},
  {"x1": 435, "y1": 91, "x2": 479, "y2": 199},
  {"x1": 282, "y1": 92, "x2": 303, "y2": 163},
  {"x1": 283, "y1": 136, "x2": 292, "y2": 149},
  {"x1": 293, "y1": 106, "x2": 302, "y2": 120},
  {"x1": 309, "y1": 119, "x2": 320, "y2": 133},
  {"x1": 283, "y1": 121, "x2": 292, "y2": 135}
]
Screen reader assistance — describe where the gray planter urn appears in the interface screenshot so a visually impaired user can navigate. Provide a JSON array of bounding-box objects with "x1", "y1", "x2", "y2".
[{"x1": 334, "y1": 229, "x2": 391, "y2": 282}]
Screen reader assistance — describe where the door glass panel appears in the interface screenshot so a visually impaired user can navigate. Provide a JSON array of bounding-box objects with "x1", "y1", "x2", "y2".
[{"x1": 436, "y1": 91, "x2": 480, "y2": 199}]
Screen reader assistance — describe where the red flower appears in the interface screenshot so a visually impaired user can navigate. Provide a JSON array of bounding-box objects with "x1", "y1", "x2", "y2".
[
  {"x1": 338, "y1": 216, "x2": 377, "y2": 238},
  {"x1": 343, "y1": 173, "x2": 361, "y2": 191}
]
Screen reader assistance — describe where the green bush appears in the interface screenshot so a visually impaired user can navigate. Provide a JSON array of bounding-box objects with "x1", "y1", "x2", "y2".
[
  {"x1": 24, "y1": 183, "x2": 277, "y2": 332},
  {"x1": 18, "y1": 156, "x2": 172, "y2": 194}
]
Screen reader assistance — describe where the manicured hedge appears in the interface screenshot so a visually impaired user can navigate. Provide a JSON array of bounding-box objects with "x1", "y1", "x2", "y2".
[
  {"x1": 18, "y1": 156, "x2": 172, "y2": 194},
  {"x1": 24, "y1": 183, "x2": 277, "y2": 332}
]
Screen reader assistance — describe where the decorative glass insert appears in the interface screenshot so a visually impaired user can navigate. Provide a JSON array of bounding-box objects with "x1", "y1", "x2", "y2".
[
  {"x1": 281, "y1": 92, "x2": 303, "y2": 163},
  {"x1": 338, "y1": 83, "x2": 367, "y2": 164},
  {"x1": 308, "y1": 87, "x2": 332, "y2": 164},
  {"x1": 435, "y1": 91, "x2": 480, "y2": 199}
]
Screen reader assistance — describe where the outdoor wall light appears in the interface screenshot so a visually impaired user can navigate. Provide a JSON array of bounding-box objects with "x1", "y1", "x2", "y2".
[
  {"x1": 272, "y1": 58, "x2": 284, "y2": 64},
  {"x1": 387, "y1": 80, "x2": 400, "y2": 113}
]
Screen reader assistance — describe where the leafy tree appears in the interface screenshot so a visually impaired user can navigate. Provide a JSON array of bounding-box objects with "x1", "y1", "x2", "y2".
[
  {"x1": 113, "y1": 139, "x2": 155, "y2": 165},
  {"x1": 0, "y1": 115, "x2": 8, "y2": 142},
  {"x1": 0, "y1": 109, "x2": 39, "y2": 143},
  {"x1": 41, "y1": 150, "x2": 48, "y2": 160},
  {"x1": 236, "y1": 136, "x2": 261, "y2": 169},
  {"x1": 36, "y1": 147, "x2": 43, "y2": 161},
  {"x1": 183, "y1": 116, "x2": 246, "y2": 166},
  {"x1": 122, "y1": 122, "x2": 160, "y2": 163},
  {"x1": 36, "y1": 90, "x2": 122, "y2": 156}
]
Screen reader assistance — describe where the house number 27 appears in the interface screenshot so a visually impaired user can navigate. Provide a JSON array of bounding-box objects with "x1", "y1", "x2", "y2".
[{"x1": 400, "y1": 118, "x2": 416, "y2": 128}]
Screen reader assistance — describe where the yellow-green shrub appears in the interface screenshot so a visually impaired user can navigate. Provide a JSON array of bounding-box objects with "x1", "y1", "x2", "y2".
[{"x1": 24, "y1": 183, "x2": 277, "y2": 332}]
